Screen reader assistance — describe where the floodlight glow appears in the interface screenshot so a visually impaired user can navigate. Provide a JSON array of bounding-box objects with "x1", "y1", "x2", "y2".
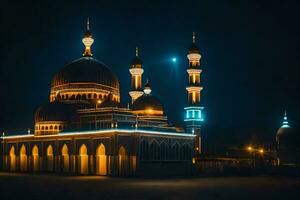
[{"x1": 172, "y1": 57, "x2": 177, "y2": 62}]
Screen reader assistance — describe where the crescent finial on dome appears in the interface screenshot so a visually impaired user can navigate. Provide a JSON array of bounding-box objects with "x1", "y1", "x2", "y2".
[{"x1": 82, "y1": 18, "x2": 94, "y2": 57}]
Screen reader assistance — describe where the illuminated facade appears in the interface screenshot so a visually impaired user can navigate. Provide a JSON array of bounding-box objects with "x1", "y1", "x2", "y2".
[
  {"x1": 184, "y1": 32, "x2": 204, "y2": 154},
  {"x1": 0, "y1": 20, "x2": 198, "y2": 176}
]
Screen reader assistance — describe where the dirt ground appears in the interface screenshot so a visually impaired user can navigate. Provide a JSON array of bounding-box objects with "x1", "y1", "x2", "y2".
[{"x1": 0, "y1": 173, "x2": 299, "y2": 200}]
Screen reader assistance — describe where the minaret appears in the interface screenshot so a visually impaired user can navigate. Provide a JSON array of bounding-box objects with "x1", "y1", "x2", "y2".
[
  {"x1": 144, "y1": 79, "x2": 152, "y2": 95},
  {"x1": 129, "y1": 47, "x2": 144, "y2": 103},
  {"x1": 82, "y1": 18, "x2": 94, "y2": 57},
  {"x1": 184, "y1": 32, "x2": 204, "y2": 154}
]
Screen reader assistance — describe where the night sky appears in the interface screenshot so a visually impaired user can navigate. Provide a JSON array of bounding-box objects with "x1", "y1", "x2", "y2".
[{"x1": 1, "y1": 1, "x2": 299, "y2": 151}]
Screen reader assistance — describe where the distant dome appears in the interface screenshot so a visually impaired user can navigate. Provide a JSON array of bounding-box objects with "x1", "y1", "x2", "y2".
[
  {"x1": 35, "y1": 102, "x2": 72, "y2": 123},
  {"x1": 51, "y1": 57, "x2": 119, "y2": 89},
  {"x1": 132, "y1": 95, "x2": 163, "y2": 113}
]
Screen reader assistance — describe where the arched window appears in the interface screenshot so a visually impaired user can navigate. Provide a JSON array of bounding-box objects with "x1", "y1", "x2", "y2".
[
  {"x1": 79, "y1": 144, "x2": 88, "y2": 174},
  {"x1": 32, "y1": 145, "x2": 39, "y2": 172},
  {"x1": 61, "y1": 144, "x2": 69, "y2": 173},
  {"x1": 50, "y1": 125, "x2": 53, "y2": 130},
  {"x1": 20, "y1": 144, "x2": 27, "y2": 172},
  {"x1": 41, "y1": 126, "x2": 44, "y2": 130},
  {"x1": 96, "y1": 143, "x2": 107, "y2": 175},
  {"x1": 171, "y1": 143, "x2": 180, "y2": 160},
  {"x1": 76, "y1": 94, "x2": 81, "y2": 100},
  {"x1": 160, "y1": 142, "x2": 167, "y2": 160},
  {"x1": 59, "y1": 125, "x2": 62, "y2": 130},
  {"x1": 88, "y1": 94, "x2": 92, "y2": 99},
  {"x1": 140, "y1": 140, "x2": 148, "y2": 160},
  {"x1": 9, "y1": 146, "x2": 16, "y2": 171},
  {"x1": 46, "y1": 145, "x2": 54, "y2": 172},
  {"x1": 118, "y1": 146, "x2": 128, "y2": 176},
  {"x1": 150, "y1": 140, "x2": 159, "y2": 160},
  {"x1": 94, "y1": 94, "x2": 97, "y2": 99},
  {"x1": 82, "y1": 94, "x2": 87, "y2": 100}
]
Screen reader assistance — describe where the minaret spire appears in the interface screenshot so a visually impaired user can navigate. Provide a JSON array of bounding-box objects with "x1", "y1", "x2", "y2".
[
  {"x1": 192, "y1": 32, "x2": 196, "y2": 43},
  {"x1": 136, "y1": 46, "x2": 139, "y2": 57},
  {"x1": 87, "y1": 17, "x2": 90, "y2": 31},
  {"x1": 82, "y1": 18, "x2": 94, "y2": 57},
  {"x1": 282, "y1": 109, "x2": 290, "y2": 128}
]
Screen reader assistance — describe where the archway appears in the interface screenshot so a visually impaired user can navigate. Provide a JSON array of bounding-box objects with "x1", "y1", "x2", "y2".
[
  {"x1": 79, "y1": 144, "x2": 88, "y2": 174},
  {"x1": 9, "y1": 146, "x2": 16, "y2": 171},
  {"x1": 96, "y1": 143, "x2": 107, "y2": 175},
  {"x1": 20, "y1": 144, "x2": 27, "y2": 172},
  {"x1": 118, "y1": 146, "x2": 128, "y2": 176},
  {"x1": 61, "y1": 144, "x2": 69, "y2": 173},
  {"x1": 46, "y1": 145, "x2": 54, "y2": 172},
  {"x1": 32, "y1": 145, "x2": 39, "y2": 172}
]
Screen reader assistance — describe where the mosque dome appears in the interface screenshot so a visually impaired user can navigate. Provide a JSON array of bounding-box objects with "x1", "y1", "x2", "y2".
[
  {"x1": 276, "y1": 111, "x2": 291, "y2": 142},
  {"x1": 49, "y1": 20, "x2": 120, "y2": 103},
  {"x1": 51, "y1": 57, "x2": 119, "y2": 89},
  {"x1": 132, "y1": 95, "x2": 164, "y2": 115},
  {"x1": 35, "y1": 102, "x2": 71, "y2": 123}
]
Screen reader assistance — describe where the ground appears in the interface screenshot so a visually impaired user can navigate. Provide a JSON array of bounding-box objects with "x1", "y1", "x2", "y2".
[{"x1": 0, "y1": 173, "x2": 299, "y2": 200}]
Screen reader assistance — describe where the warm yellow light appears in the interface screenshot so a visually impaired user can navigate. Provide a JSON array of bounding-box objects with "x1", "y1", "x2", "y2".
[
  {"x1": 247, "y1": 146, "x2": 253, "y2": 151},
  {"x1": 259, "y1": 149, "x2": 264, "y2": 154},
  {"x1": 147, "y1": 108, "x2": 153, "y2": 114},
  {"x1": 97, "y1": 100, "x2": 102, "y2": 104},
  {"x1": 192, "y1": 158, "x2": 196, "y2": 164}
]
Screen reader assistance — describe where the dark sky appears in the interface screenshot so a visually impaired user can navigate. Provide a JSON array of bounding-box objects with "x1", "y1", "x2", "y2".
[{"x1": 1, "y1": 0, "x2": 299, "y2": 150}]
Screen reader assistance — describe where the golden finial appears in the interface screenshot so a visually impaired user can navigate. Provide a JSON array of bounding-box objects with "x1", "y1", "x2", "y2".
[
  {"x1": 136, "y1": 46, "x2": 139, "y2": 57},
  {"x1": 82, "y1": 18, "x2": 94, "y2": 57}
]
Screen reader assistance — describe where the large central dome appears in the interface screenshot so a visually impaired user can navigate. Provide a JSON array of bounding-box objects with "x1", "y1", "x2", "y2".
[
  {"x1": 51, "y1": 57, "x2": 119, "y2": 89},
  {"x1": 49, "y1": 22, "x2": 120, "y2": 104}
]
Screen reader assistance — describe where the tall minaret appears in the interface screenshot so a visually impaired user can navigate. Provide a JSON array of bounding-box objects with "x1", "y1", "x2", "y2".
[
  {"x1": 82, "y1": 18, "x2": 94, "y2": 57},
  {"x1": 184, "y1": 32, "x2": 204, "y2": 154},
  {"x1": 129, "y1": 47, "x2": 144, "y2": 103}
]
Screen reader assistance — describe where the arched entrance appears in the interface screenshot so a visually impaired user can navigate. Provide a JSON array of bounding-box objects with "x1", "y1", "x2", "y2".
[
  {"x1": 61, "y1": 144, "x2": 69, "y2": 173},
  {"x1": 9, "y1": 146, "x2": 16, "y2": 171},
  {"x1": 79, "y1": 144, "x2": 88, "y2": 174},
  {"x1": 96, "y1": 143, "x2": 107, "y2": 175},
  {"x1": 32, "y1": 145, "x2": 39, "y2": 172},
  {"x1": 118, "y1": 146, "x2": 128, "y2": 176},
  {"x1": 46, "y1": 145, "x2": 54, "y2": 172},
  {"x1": 20, "y1": 145, "x2": 27, "y2": 172}
]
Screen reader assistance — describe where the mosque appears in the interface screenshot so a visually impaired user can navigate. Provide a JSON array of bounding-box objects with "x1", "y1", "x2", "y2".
[{"x1": 0, "y1": 20, "x2": 205, "y2": 176}]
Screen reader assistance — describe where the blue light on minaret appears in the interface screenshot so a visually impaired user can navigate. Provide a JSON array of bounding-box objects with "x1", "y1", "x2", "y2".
[
  {"x1": 184, "y1": 32, "x2": 204, "y2": 154},
  {"x1": 281, "y1": 110, "x2": 290, "y2": 128}
]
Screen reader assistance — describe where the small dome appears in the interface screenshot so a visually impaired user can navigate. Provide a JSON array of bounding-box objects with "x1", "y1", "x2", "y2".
[
  {"x1": 132, "y1": 95, "x2": 163, "y2": 112},
  {"x1": 51, "y1": 57, "x2": 120, "y2": 89},
  {"x1": 35, "y1": 102, "x2": 72, "y2": 123}
]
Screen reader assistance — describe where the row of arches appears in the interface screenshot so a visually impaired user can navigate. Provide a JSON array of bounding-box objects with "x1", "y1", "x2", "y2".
[
  {"x1": 51, "y1": 92, "x2": 119, "y2": 103},
  {"x1": 7, "y1": 144, "x2": 128, "y2": 176},
  {"x1": 140, "y1": 140, "x2": 192, "y2": 161}
]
